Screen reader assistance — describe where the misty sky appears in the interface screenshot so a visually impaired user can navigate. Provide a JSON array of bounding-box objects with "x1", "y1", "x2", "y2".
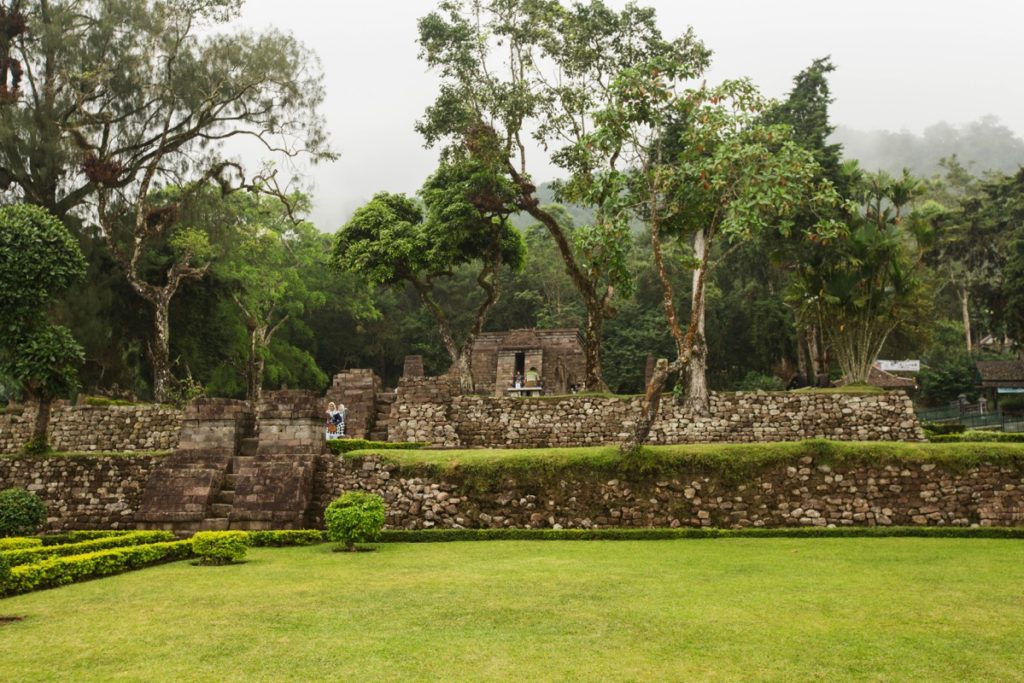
[{"x1": 226, "y1": 0, "x2": 1024, "y2": 229}]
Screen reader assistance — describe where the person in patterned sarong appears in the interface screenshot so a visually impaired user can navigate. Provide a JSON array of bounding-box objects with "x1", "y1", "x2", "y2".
[{"x1": 325, "y1": 402, "x2": 347, "y2": 440}]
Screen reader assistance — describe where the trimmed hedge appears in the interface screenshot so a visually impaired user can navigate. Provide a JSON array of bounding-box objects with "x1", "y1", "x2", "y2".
[
  {"x1": 247, "y1": 530, "x2": 325, "y2": 547},
  {"x1": 191, "y1": 531, "x2": 250, "y2": 565},
  {"x1": 3, "y1": 530, "x2": 176, "y2": 566},
  {"x1": 4, "y1": 540, "x2": 192, "y2": 595},
  {"x1": 0, "y1": 537, "x2": 42, "y2": 551},
  {"x1": 921, "y1": 422, "x2": 967, "y2": 435},
  {"x1": 327, "y1": 439, "x2": 428, "y2": 455},
  {"x1": 378, "y1": 526, "x2": 1024, "y2": 543},
  {"x1": 928, "y1": 430, "x2": 1024, "y2": 443},
  {"x1": 40, "y1": 530, "x2": 134, "y2": 546}
]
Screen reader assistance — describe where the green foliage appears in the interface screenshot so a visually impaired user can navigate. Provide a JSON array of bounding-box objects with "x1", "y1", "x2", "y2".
[
  {"x1": 0, "y1": 550, "x2": 9, "y2": 591},
  {"x1": 0, "y1": 205, "x2": 86, "y2": 413},
  {"x1": 733, "y1": 371, "x2": 785, "y2": 392},
  {"x1": 325, "y1": 492, "x2": 386, "y2": 551},
  {"x1": 927, "y1": 430, "x2": 1024, "y2": 443},
  {"x1": 39, "y1": 530, "x2": 134, "y2": 546},
  {"x1": 82, "y1": 396, "x2": 138, "y2": 407},
  {"x1": 247, "y1": 530, "x2": 325, "y2": 547},
  {"x1": 0, "y1": 537, "x2": 43, "y2": 551},
  {"x1": 4, "y1": 540, "x2": 193, "y2": 595},
  {"x1": 190, "y1": 531, "x2": 250, "y2": 565},
  {"x1": 379, "y1": 526, "x2": 1024, "y2": 543},
  {"x1": 921, "y1": 422, "x2": 967, "y2": 436},
  {"x1": 326, "y1": 439, "x2": 428, "y2": 455},
  {"x1": 0, "y1": 488, "x2": 47, "y2": 537},
  {"x1": 2, "y1": 530, "x2": 175, "y2": 566}
]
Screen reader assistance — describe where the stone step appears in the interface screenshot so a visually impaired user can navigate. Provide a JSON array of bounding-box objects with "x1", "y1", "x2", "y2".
[
  {"x1": 239, "y1": 437, "x2": 259, "y2": 457},
  {"x1": 368, "y1": 431, "x2": 389, "y2": 442},
  {"x1": 224, "y1": 473, "x2": 239, "y2": 488},
  {"x1": 200, "y1": 517, "x2": 229, "y2": 531},
  {"x1": 377, "y1": 393, "x2": 396, "y2": 404},
  {"x1": 210, "y1": 503, "x2": 233, "y2": 517},
  {"x1": 216, "y1": 490, "x2": 235, "y2": 504}
]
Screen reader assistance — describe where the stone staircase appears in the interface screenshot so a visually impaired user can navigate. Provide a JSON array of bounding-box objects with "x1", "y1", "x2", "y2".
[
  {"x1": 198, "y1": 435, "x2": 256, "y2": 531},
  {"x1": 367, "y1": 391, "x2": 396, "y2": 442}
]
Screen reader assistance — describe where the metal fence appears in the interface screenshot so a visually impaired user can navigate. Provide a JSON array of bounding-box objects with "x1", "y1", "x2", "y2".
[{"x1": 915, "y1": 401, "x2": 1024, "y2": 432}]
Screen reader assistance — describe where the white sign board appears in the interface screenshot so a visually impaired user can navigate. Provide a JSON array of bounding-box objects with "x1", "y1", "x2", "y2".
[{"x1": 877, "y1": 360, "x2": 920, "y2": 373}]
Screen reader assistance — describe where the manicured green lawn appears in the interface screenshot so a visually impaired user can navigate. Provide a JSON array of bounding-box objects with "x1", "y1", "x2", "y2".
[{"x1": 2, "y1": 539, "x2": 1023, "y2": 681}]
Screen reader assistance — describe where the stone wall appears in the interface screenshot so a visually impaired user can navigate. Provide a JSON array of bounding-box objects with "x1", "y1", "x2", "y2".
[
  {"x1": 312, "y1": 453, "x2": 1024, "y2": 530},
  {"x1": 0, "y1": 455, "x2": 164, "y2": 531},
  {"x1": 390, "y1": 378, "x2": 925, "y2": 447},
  {"x1": 3, "y1": 448, "x2": 1022, "y2": 532},
  {"x1": 0, "y1": 403, "x2": 183, "y2": 454}
]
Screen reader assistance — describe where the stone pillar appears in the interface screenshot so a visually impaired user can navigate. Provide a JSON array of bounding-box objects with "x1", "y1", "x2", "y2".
[
  {"x1": 326, "y1": 369, "x2": 380, "y2": 439},
  {"x1": 402, "y1": 355, "x2": 424, "y2": 378},
  {"x1": 257, "y1": 390, "x2": 328, "y2": 455},
  {"x1": 176, "y1": 398, "x2": 252, "y2": 456}
]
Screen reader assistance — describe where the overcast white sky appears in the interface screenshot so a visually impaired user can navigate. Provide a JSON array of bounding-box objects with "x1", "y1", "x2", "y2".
[{"x1": 227, "y1": 0, "x2": 1024, "y2": 229}]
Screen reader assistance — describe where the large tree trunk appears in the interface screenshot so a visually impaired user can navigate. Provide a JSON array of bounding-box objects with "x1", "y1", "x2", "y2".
[
  {"x1": 959, "y1": 286, "x2": 973, "y2": 353},
  {"x1": 795, "y1": 323, "x2": 810, "y2": 384},
  {"x1": 806, "y1": 325, "x2": 822, "y2": 385},
  {"x1": 149, "y1": 295, "x2": 174, "y2": 404},
  {"x1": 582, "y1": 306, "x2": 608, "y2": 392},
  {"x1": 682, "y1": 229, "x2": 709, "y2": 414},
  {"x1": 626, "y1": 358, "x2": 669, "y2": 454},
  {"x1": 28, "y1": 395, "x2": 52, "y2": 453},
  {"x1": 246, "y1": 325, "x2": 267, "y2": 433}
]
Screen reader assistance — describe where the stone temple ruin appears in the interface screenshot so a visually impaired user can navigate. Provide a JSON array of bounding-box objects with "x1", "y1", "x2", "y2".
[{"x1": 468, "y1": 328, "x2": 586, "y2": 396}]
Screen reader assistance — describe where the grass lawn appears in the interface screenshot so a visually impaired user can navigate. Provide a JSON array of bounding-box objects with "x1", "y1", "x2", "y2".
[{"x1": 2, "y1": 539, "x2": 1023, "y2": 682}]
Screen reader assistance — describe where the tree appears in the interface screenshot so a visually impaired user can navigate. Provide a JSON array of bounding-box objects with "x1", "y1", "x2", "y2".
[
  {"x1": 0, "y1": 0, "x2": 330, "y2": 219},
  {"x1": 794, "y1": 169, "x2": 928, "y2": 384},
  {"x1": 601, "y1": 71, "x2": 842, "y2": 450},
  {"x1": 0, "y1": 0, "x2": 332, "y2": 401},
  {"x1": 416, "y1": 0, "x2": 711, "y2": 390},
  {"x1": 763, "y1": 57, "x2": 847, "y2": 384},
  {"x1": 217, "y1": 193, "x2": 330, "y2": 418},
  {"x1": 98, "y1": 180, "x2": 218, "y2": 402},
  {"x1": 333, "y1": 161, "x2": 526, "y2": 393},
  {"x1": 0, "y1": 204, "x2": 85, "y2": 452}
]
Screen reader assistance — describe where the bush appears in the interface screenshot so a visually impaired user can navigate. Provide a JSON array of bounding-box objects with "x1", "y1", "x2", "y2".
[
  {"x1": 247, "y1": 529, "x2": 325, "y2": 547},
  {"x1": 928, "y1": 430, "x2": 1024, "y2": 443},
  {"x1": 0, "y1": 551, "x2": 9, "y2": 592},
  {"x1": 0, "y1": 488, "x2": 47, "y2": 537},
  {"x1": 326, "y1": 439, "x2": 428, "y2": 455},
  {"x1": 39, "y1": 530, "x2": 133, "y2": 546},
  {"x1": 190, "y1": 531, "x2": 250, "y2": 565},
  {"x1": 0, "y1": 537, "x2": 42, "y2": 551},
  {"x1": 325, "y1": 492, "x2": 386, "y2": 551},
  {"x1": 4, "y1": 540, "x2": 192, "y2": 595},
  {"x1": 922, "y1": 422, "x2": 967, "y2": 435},
  {"x1": 733, "y1": 371, "x2": 785, "y2": 392},
  {"x1": 2, "y1": 530, "x2": 175, "y2": 566}
]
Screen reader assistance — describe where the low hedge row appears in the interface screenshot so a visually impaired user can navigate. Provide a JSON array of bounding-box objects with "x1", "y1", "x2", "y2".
[
  {"x1": 40, "y1": 530, "x2": 134, "y2": 546},
  {"x1": 3, "y1": 540, "x2": 192, "y2": 595},
  {"x1": 3, "y1": 530, "x2": 175, "y2": 566},
  {"x1": 247, "y1": 529, "x2": 325, "y2": 546},
  {"x1": 0, "y1": 537, "x2": 42, "y2": 551},
  {"x1": 327, "y1": 439, "x2": 428, "y2": 455},
  {"x1": 378, "y1": 526, "x2": 1024, "y2": 543},
  {"x1": 927, "y1": 431, "x2": 1024, "y2": 443}
]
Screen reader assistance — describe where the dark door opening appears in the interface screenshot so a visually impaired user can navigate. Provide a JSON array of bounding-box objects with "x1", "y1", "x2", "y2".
[{"x1": 514, "y1": 352, "x2": 526, "y2": 378}]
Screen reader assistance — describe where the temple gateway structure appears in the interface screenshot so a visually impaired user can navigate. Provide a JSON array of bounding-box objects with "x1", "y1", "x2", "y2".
[{"x1": 468, "y1": 328, "x2": 586, "y2": 397}]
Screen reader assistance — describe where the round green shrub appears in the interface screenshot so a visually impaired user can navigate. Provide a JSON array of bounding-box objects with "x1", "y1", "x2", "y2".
[
  {"x1": 0, "y1": 488, "x2": 47, "y2": 537},
  {"x1": 325, "y1": 492, "x2": 386, "y2": 551},
  {"x1": 190, "y1": 531, "x2": 250, "y2": 565}
]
